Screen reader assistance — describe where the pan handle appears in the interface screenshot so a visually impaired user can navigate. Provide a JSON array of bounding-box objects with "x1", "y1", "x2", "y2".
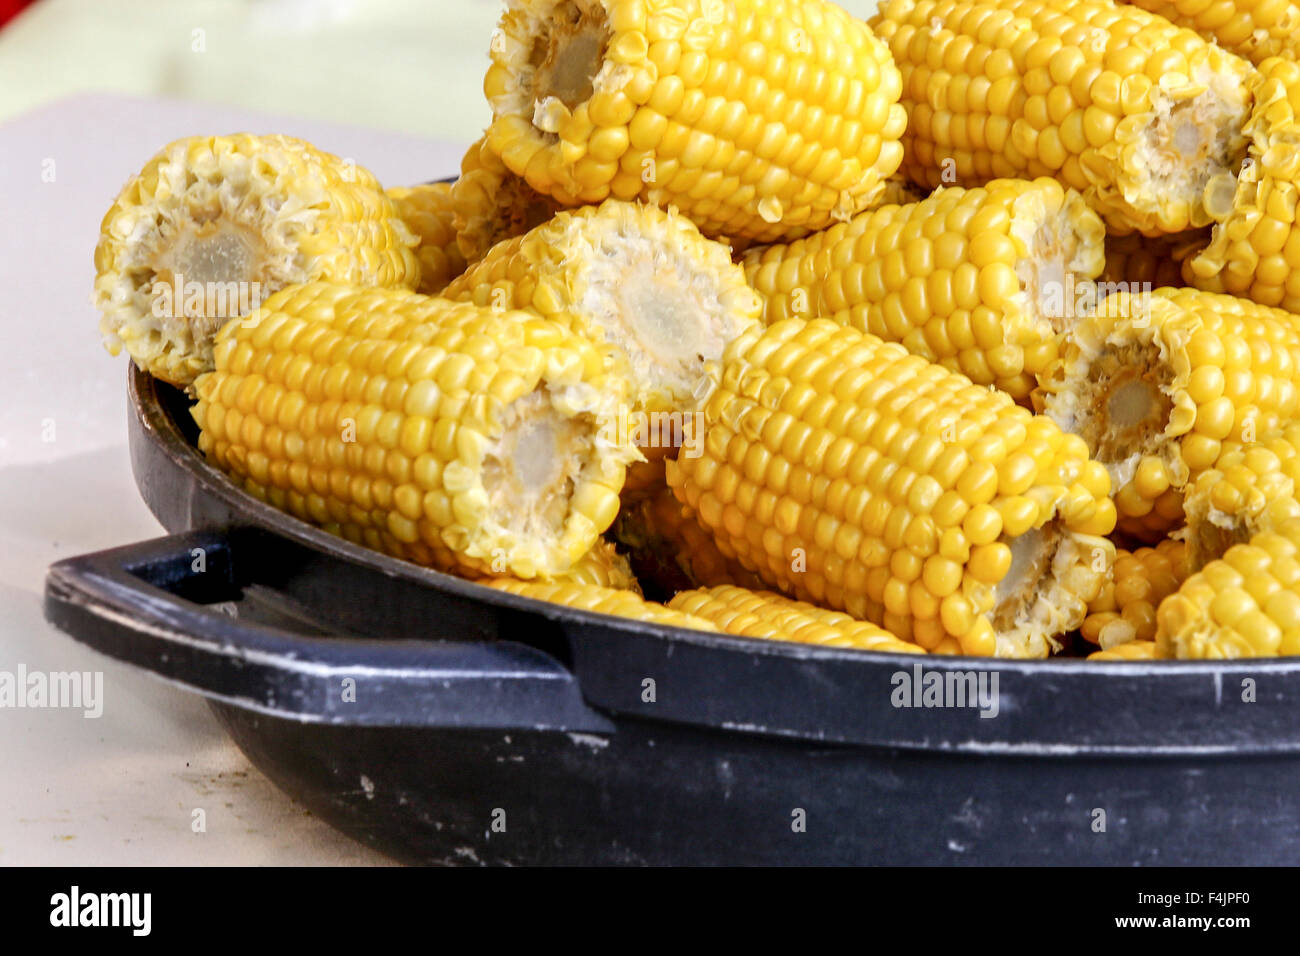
[{"x1": 44, "y1": 528, "x2": 613, "y2": 732}]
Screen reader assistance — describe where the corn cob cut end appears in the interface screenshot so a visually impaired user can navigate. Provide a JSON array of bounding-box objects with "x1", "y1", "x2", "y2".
[
  {"x1": 1011, "y1": 184, "x2": 1106, "y2": 339},
  {"x1": 989, "y1": 524, "x2": 1115, "y2": 659},
  {"x1": 452, "y1": 135, "x2": 561, "y2": 263},
  {"x1": 94, "y1": 134, "x2": 420, "y2": 388},
  {"x1": 1115, "y1": 63, "x2": 1251, "y2": 235}
]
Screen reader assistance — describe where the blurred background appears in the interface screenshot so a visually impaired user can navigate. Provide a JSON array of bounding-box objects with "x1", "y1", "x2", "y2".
[{"x1": 0, "y1": 0, "x2": 882, "y2": 142}]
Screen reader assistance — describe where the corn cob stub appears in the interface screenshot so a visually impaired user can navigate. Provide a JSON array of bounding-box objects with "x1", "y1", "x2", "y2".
[
  {"x1": 870, "y1": 0, "x2": 1253, "y2": 236},
  {"x1": 1041, "y1": 287, "x2": 1300, "y2": 540},
  {"x1": 559, "y1": 538, "x2": 643, "y2": 592},
  {"x1": 482, "y1": 0, "x2": 907, "y2": 244},
  {"x1": 192, "y1": 282, "x2": 638, "y2": 580},
  {"x1": 484, "y1": 578, "x2": 718, "y2": 631},
  {"x1": 1081, "y1": 538, "x2": 1189, "y2": 647},
  {"x1": 1099, "y1": 230, "x2": 1207, "y2": 291},
  {"x1": 743, "y1": 178, "x2": 1106, "y2": 400},
  {"x1": 451, "y1": 135, "x2": 564, "y2": 264},
  {"x1": 668, "y1": 319, "x2": 1117, "y2": 659},
  {"x1": 94, "y1": 134, "x2": 421, "y2": 388},
  {"x1": 1182, "y1": 424, "x2": 1300, "y2": 571},
  {"x1": 1157, "y1": 519, "x2": 1300, "y2": 658},
  {"x1": 444, "y1": 199, "x2": 761, "y2": 451},
  {"x1": 386, "y1": 183, "x2": 469, "y2": 295},
  {"x1": 670, "y1": 585, "x2": 926, "y2": 653},
  {"x1": 1186, "y1": 58, "x2": 1300, "y2": 312},
  {"x1": 1125, "y1": 0, "x2": 1300, "y2": 66},
  {"x1": 612, "y1": 482, "x2": 765, "y2": 594},
  {"x1": 1086, "y1": 640, "x2": 1158, "y2": 661}
]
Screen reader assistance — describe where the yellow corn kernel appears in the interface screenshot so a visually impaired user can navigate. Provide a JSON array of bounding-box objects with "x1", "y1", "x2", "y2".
[
  {"x1": 192, "y1": 282, "x2": 639, "y2": 580},
  {"x1": 1186, "y1": 58, "x2": 1300, "y2": 312},
  {"x1": 743, "y1": 178, "x2": 1105, "y2": 400},
  {"x1": 870, "y1": 0, "x2": 1253, "y2": 235},
  {"x1": 1081, "y1": 538, "x2": 1190, "y2": 646},
  {"x1": 483, "y1": 0, "x2": 907, "y2": 243},
  {"x1": 485, "y1": 578, "x2": 717, "y2": 631},
  {"x1": 93, "y1": 135, "x2": 422, "y2": 388},
  {"x1": 450, "y1": 134, "x2": 562, "y2": 263},
  {"x1": 1183, "y1": 423, "x2": 1300, "y2": 570},
  {"x1": 444, "y1": 198, "x2": 760, "y2": 455},
  {"x1": 1157, "y1": 519, "x2": 1300, "y2": 658},
  {"x1": 670, "y1": 586, "x2": 924, "y2": 653},
  {"x1": 668, "y1": 318, "x2": 1116, "y2": 659},
  {"x1": 386, "y1": 183, "x2": 469, "y2": 295},
  {"x1": 1041, "y1": 287, "x2": 1300, "y2": 534}
]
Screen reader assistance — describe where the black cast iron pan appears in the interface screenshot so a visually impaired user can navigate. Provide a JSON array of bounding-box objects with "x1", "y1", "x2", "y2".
[{"x1": 42, "y1": 364, "x2": 1300, "y2": 864}]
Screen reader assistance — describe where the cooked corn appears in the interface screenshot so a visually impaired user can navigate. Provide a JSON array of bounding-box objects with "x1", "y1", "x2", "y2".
[
  {"x1": 742, "y1": 178, "x2": 1106, "y2": 400},
  {"x1": 450, "y1": 135, "x2": 562, "y2": 263},
  {"x1": 669, "y1": 585, "x2": 925, "y2": 653},
  {"x1": 564, "y1": 538, "x2": 643, "y2": 592},
  {"x1": 94, "y1": 134, "x2": 421, "y2": 387},
  {"x1": 1087, "y1": 640, "x2": 1158, "y2": 660},
  {"x1": 1041, "y1": 287, "x2": 1300, "y2": 544},
  {"x1": 485, "y1": 578, "x2": 717, "y2": 630},
  {"x1": 1081, "y1": 538, "x2": 1190, "y2": 647},
  {"x1": 1125, "y1": 0, "x2": 1300, "y2": 66},
  {"x1": 386, "y1": 183, "x2": 468, "y2": 294},
  {"x1": 1157, "y1": 519, "x2": 1300, "y2": 658},
  {"x1": 1183, "y1": 424, "x2": 1300, "y2": 571},
  {"x1": 192, "y1": 282, "x2": 637, "y2": 579},
  {"x1": 874, "y1": 175, "x2": 930, "y2": 208},
  {"x1": 667, "y1": 318, "x2": 1116, "y2": 658},
  {"x1": 1099, "y1": 230, "x2": 1206, "y2": 290},
  {"x1": 1186, "y1": 58, "x2": 1300, "y2": 311},
  {"x1": 444, "y1": 199, "x2": 761, "y2": 450},
  {"x1": 612, "y1": 482, "x2": 764, "y2": 593},
  {"x1": 870, "y1": 0, "x2": 1253, "y2": 235},
  {"x1": 482, "y1": 0, "x2": 907, "y2": 243}
]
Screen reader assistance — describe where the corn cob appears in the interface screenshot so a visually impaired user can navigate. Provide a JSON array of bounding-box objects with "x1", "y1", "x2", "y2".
[
  {"x1": 94, "y1": 134, "x2": 421, "y2": 388},
  {"x1": 563, "y1": 538, "x2": 642, "y2": 592},
  {"x1": 1157, "y1": 519, "x2": 1300, "y2": 658},
  {"x1": 1041, "y1": 287, "x2": 1300, "y2": 542},
  {"x1": 386, "y1": 183, "x2": 469, "y2": 295},
  {"x1": 869, "y1": 0, "x2": 1253, "y2": 236},
  {"x1": 1099, "y1": 230, "x2": 1206, "y2": 290},
  {"x1": 612, "y1": 482, "x2": 764, "y2": 593},
  {"x1": 485, "y1": 578, "x2": 718, "y2": 631},
  {"x1": 444, "y1": 199, "x2": 761, "y2": 452},
  {"x1": 667, "y1": 318, "x2": 1117, "y2": 658},
  {"x1": 1087, "y1": 640, "x2": 1158, "y2": 661},
  {"x1": 482, "y1": 0, "x2": 907, "y2": 244},
  {"x1": 1183, "y1": 424, "x2": 1300, "y2": 571},
  {"x1": 192, "y1": 282, "x2": 637, "y2": 579},
  {"x1": 1125, "y1": 0, "x2": 1300, "y2": 66},
  {"x1": 450, "y1": 135, "x2": 563, "y2": 263},
  {"x1": 1081, "y1": 538, "x2": 1189, "y2": 647},
  {"x1": 669, "y1": 585, "x2": 926, "y2": 653},
  {"x1": 742, "y1": 178, "x2": 1106, "y2": 400},
  {"x1": 1185, "y1": 58, "x2": 1300, "y2": 312}
]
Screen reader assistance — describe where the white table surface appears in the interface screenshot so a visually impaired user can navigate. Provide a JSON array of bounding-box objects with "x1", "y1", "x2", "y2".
[{"x1": 0, "y1": 93, "x2": 465, "y2": 864}]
